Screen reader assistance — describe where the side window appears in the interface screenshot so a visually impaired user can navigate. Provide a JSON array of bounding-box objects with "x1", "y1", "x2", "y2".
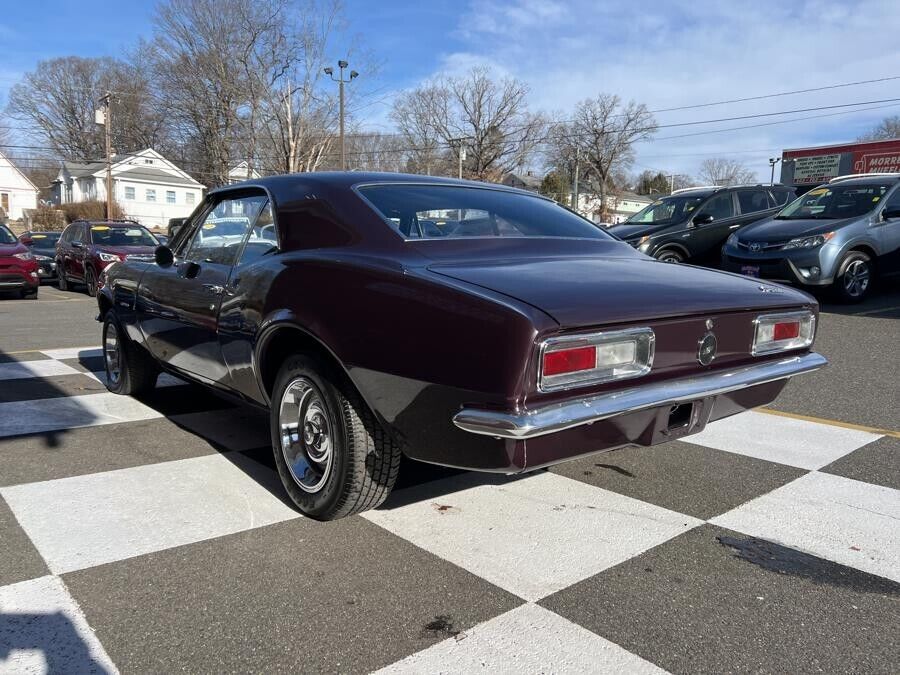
[
  {"x1": 184, "y1": 194, "x2": 267, "y2": 266},
  {"x1": 882, "y1": 187, "x2": 900, "y2": 213},
  {"x1": 737, "y1": 190, "x2": 773, "y2": 214},
  {"x1": 702, "y1": 193, "x2": 736, "y2": 220},
  {"x1": 235, "y1": 201, "x2": 277, "y2": 268},
  {"x1": 771, "y1": 189, "x2": 793, "y2": 206},
  {"x1": 59, "y1": 226, "x2": 72, "y2": 245},
  {"x1": 70, "y1": 224, "x2": 84, "y2": 244}
]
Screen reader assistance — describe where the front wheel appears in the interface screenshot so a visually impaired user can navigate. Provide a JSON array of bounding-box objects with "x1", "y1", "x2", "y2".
[
  {"x1": 655, "y1": 248, "x2": 685, "y2": 264},
  {"x1": 102, "y1": 311, "x2": 158, "y2": 395},
  {"x1": 833, "y1": 251, "x2": 873, "y2": 303},
  {"x1": 270, "y1": 355, "x2": 402, "y2": 520},
  {"x1": 85, "y1": 267, "x2": 98, "y2": 297}
]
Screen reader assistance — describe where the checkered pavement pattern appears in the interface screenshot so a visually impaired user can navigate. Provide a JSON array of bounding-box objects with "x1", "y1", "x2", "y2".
[{"x1": 1, "y1": 347, "x2": 898, "y2": 673}]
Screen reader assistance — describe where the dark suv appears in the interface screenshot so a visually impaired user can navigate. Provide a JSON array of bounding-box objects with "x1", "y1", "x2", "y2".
[
  {"x1": 56, "y1": 220, "x2": 159, "y2": 296},
  {"x1": 609, "y1": 185, "x2": 796, "y2": 264}
]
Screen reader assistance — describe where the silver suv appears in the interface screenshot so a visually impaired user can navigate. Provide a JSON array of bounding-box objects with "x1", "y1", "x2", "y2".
[{"x1": 722, "y1": 174, "x2": 900, "y2": 301}]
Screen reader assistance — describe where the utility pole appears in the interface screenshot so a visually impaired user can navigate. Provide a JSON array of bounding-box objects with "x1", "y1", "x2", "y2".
[
  {"x1": 669, "y1": 173, "x2": 675, "y2": 194},
  {"x1": 324, "y1": 61, "x2": 358, "y2": 171},
  {"x1": 768, "y1": 157, "x2": 781, "y2": 185},
  {"x1": 99, "y1": 91, "x2": 113, "y2": 219},
  {"x1": 449, "y1": 137, "x2": 472, "y2": 179},
  {"x1": 572, "y1": 146, "x2": 580, "y2": 211}
]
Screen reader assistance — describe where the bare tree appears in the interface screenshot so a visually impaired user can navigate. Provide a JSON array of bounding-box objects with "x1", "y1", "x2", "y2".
[
  {"x1": 698, "y1": 157, "x2": 757, "y2": 186},
  {"x1": 563, "y1": 94, "x2": 656, "y2": 215},
  {"x1": 392, "y1": 67, "x2": 546, "y2": 181},
  {"x1": 6, "y1": 56, "x2": 170, "y2": 159},
  {"x1": 858, "y1": 115, "x2": 900, "y2": 142},
  {"x1": 391, "y1": 84, "x2": 449, "y2": 175}
]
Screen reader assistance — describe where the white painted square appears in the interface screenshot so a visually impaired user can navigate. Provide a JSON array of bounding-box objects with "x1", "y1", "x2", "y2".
[
  {"x1": 712, "y1": 472, "x2": 900, "y2": 583},
  {"x1": 687, "y1": 410, "x2": 879, "y2": 470},
  {"x1": 1, "y1": 453, "x2": 300, "y2": 574},
  {"x1": 364, "y1": 472, "x2": 700, "y2": 601},
  {"x1": 39, "y1": 347, "x2": 103, "y2": 361},
  {"x1": 0, "y1": 392, "x2": 163, "y2": 438},
  {"x1": 0, "y1": 359, "x2": 81, "y2": 382},
  {"x1": 0, "y1": 575, "x2": 117, "y2": 674},
  {"x1": 375, "y1": 603, "x2": 666, "y2": 674}
]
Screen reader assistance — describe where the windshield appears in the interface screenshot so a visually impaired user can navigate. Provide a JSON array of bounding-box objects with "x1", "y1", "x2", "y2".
[
  {"x1": 359, "y1": 184, "x2": 611, "y2": 240},
  {"x1": 624, "y1": 194, "x2": 707, "y2": 225},
  {"x1": 89, "y1": 225, "x2": 159, "y2": 246},
  {"x1": 777, "y1": 183, "x2": 893, "y2": 220},
  {"x1": 0, "y1": 225, "x2": 16, "y2": 245},
  {"x1": 28, "y1": 232, "x2": 62, "y2": 247}
]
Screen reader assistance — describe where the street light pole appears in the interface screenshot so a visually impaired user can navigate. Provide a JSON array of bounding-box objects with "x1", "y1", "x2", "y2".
[
  {"x1": 99, "y1": 91, "x2": 113, "y2": 219},
  {"x1": 449, "y1": 136, "x2": 472, "y2": 180},
  {"x1": 769, "y1": 157, "x2": 782, "y2": 185},
  {"x1": 324, "y1": 61, "x2": 358, "y2": 171}
]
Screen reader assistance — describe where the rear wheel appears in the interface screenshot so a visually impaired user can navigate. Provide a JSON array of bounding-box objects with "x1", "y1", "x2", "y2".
[
  {"x1": 57, "y1": 265, "x2": 68, "y2": 291},
  {"x1": 833, "y1": 251, "x2": 873, "y2": 303},
  {"x1": 102, "y1": 311, "x2": 158, "y2": 395},
  {"x1": 655, "y1": 248, "x2": 685, "y2": 264},
  {"x1": 270, "y1": 354, "x2": 402, "y2": 520}
]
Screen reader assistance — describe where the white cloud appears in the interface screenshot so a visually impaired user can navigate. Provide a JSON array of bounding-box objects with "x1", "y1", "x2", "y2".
[{"x1": 432, "y1": 0, "x2": 900, "y2": 179}]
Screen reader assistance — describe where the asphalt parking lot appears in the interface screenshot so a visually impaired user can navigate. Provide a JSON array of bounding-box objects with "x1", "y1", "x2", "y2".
[{"x1": 0, "y1": 283, "x2": 897, "y2": 673}]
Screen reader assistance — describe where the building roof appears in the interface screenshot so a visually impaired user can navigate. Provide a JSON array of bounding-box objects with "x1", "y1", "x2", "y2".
[{"x1": 57, "y1": 149, "x2": 204, "y2": 188}]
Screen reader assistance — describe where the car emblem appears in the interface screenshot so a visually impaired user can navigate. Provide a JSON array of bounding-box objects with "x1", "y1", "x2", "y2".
[
  {"x1": 749, "y1": 242, "x2": 762, "y2": 253},
  {"x1": 697, "y1": 332, "x2": 717, "y2": 366},
  {"x1": 757, "y1": 284, "x2": 783, "y2": 293}
]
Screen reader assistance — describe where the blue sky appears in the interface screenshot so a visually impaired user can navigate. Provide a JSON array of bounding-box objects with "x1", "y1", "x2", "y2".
[{"x1": 2, "y1": 0, "x2": 899, "y2": 180}]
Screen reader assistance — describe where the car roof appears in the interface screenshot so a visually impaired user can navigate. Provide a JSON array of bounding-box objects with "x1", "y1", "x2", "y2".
[
  {"x1": 74, "y1": 220, "x2": 144, "y2": 228},
  {"x1": 209, "y1": 171, "x2": 545, "y2": 201},
  {"x1": 823, "y1": 175, "x2": 900, "y2": 186}
]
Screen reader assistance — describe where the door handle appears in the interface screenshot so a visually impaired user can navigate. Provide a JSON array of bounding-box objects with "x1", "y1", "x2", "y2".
[{"x1": 203, "y1": 284, "x2": 225, "y2": 295}]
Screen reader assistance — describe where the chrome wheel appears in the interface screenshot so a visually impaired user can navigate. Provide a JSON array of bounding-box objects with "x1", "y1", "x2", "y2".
[
  {"x1": 843, "y1": 259, "x2": 870, "y2": 298},
  {"x1": 104, "y1": 321, "x2": 122, "y2": 387},
  {"x1": 278, "y1": 377, "x2": 334, "y2": 493}
]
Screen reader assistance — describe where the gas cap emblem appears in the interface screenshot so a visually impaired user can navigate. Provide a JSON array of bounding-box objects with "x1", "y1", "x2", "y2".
[{"x1": 697, "y1": 332, "x2": 718, "y2": 366}]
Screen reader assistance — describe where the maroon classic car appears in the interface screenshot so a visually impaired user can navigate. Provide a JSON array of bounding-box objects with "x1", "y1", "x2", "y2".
[{"x1": 97, "y1": 173, "x2": 826, "y2": 520}]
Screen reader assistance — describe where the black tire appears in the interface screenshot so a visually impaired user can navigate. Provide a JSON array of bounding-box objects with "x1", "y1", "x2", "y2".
[
  {"x1": 270, "y1": 354, "x2": 401, "y2": 520},
  {"x1": 21, "y1": 288, "x2": 38, "y2": 300},
  {"x1": 84, "y1": 267, "x2": 98, "y2": 297},
  {"x1": 832, "y1": 251, "x2": 873, "y2": 303},
  {"x1": 57, "y1": 264, "x2": 69, "y2": 291},
  {"x1": 102, "y1": 311, "x2": 158, "y2": 395},
  {"x1": 655, "y1": 247, "x2": 685, "y2": 264}
]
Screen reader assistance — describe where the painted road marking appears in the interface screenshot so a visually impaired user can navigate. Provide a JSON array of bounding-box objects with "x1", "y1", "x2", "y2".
[
  {"x1": 1, "y1": 453, "x2": 300, "y2": 574},
  {"x1": 712, "y1": 472, "x2": 900, "y2": 584}
]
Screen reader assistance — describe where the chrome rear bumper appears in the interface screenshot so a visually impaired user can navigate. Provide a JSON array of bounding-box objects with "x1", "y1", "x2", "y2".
[{"x1": 453, "y1": 352, "x2": 827, "y2": 439}]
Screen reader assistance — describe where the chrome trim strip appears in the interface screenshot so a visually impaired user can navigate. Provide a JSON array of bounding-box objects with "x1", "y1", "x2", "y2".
[{"x1": 453, "y1": 352, "x2": 827, "y2": 439}]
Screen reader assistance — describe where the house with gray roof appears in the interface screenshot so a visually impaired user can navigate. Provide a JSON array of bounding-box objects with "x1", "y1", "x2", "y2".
[{"x1": 52, "y1": 148, "x2": 205, "y2": 228}]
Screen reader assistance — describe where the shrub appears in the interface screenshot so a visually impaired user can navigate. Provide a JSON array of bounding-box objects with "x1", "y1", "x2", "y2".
[{"x1": 59, "y1": 200, "x2": 127, "y2": 223}]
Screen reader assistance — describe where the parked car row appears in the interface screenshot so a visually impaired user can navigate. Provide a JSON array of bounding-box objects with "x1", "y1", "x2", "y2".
[{"x1": 609, "y1": 173, "x2": 900, "y2": 301}]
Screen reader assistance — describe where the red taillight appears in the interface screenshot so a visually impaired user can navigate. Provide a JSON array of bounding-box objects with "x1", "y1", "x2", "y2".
[
  {"x1": 773, "y1": 321, "x2": 800, "y2": 340},
  {"x1": 542, "y1": 345, "x2": 596, "y2": 376}
]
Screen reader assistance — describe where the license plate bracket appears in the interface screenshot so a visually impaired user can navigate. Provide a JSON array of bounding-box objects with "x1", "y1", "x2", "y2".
[{"x1": 741, "y1": 265, "x2": 760, "y2": 278}]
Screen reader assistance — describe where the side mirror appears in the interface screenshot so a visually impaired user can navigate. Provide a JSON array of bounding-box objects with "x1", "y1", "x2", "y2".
[
  {"x1": 71, "y1": 241, "x2": 83, "y2": 249},
  {"x1": 883, "y1": 207, "x2": 900, "y2": 220},
  {"x1": 20, "y1": 237, "x2": 32, "y2": 246},
  {"x1": 154, "y1": 245, "x2": 174, "y2": 267},
  {"x1": 692, "y1": 213, "x2": 714, "y2": 226}
]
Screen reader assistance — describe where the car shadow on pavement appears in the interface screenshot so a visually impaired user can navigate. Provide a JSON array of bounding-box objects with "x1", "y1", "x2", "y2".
[
  {"x1": 0, "y1": 611, "x2": 112, "y2": 674},
  {"x1": 816, "y1": 278, "x2": 900, "y2": 319}
]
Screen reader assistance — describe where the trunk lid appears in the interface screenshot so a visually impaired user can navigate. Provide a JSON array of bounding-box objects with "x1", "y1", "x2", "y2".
[{"x1": 427, "y1": 254, "x2": 812, "y2": 327}]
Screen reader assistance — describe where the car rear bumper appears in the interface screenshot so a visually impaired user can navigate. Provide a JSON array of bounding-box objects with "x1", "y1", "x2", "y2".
[{"x1": 453, "y1": 352, "x2": 826, "y2": 440}]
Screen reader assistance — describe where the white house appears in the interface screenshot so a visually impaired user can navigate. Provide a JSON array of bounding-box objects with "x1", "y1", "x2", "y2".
[
  {"x1": 228, "y1": 161, "x2": 261, "y2": 184},
  {"x1": 0, "y1": 150, "x2": 39, "y2": 221},
  {"x1": 52, "y1": 148, "x2": 205, "y2": 229}
]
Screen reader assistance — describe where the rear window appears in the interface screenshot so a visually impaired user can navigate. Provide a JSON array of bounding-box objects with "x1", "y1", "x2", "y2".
[{"x1": 358, "y1": 184, "x2": 610, "y2": 240}]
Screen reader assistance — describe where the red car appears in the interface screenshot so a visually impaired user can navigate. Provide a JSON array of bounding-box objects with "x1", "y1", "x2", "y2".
[
  {"x1": 0, "y1": 223, "x2": 39, "y2": 299},
  {"x1": 56, "y1": 219, "x2": 160, "y2": 296}
]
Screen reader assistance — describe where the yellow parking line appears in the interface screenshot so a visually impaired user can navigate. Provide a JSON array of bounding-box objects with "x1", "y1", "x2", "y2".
[{"x1": 759, "y1": 407, "x2": 900, "y2": 439}]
